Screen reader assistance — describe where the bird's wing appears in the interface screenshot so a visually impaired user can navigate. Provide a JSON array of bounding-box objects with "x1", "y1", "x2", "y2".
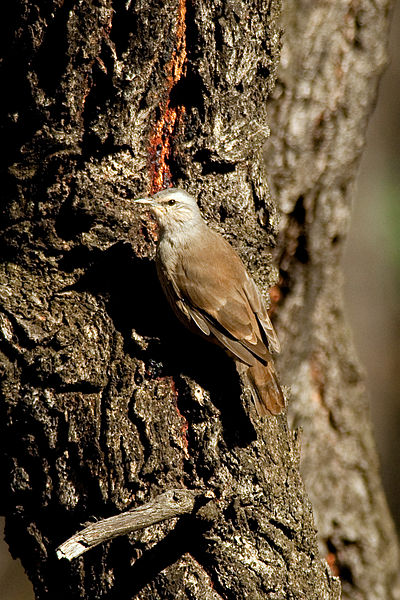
[
  {"x1": 172, "y1": 231, "x2": 276, "y2": 365},
  {"x1": 242, "y1": 273, "x2": 281, "y2": 354},
  {"x1": 185, "y1": 303, "x2": 263, "y2": 366}
]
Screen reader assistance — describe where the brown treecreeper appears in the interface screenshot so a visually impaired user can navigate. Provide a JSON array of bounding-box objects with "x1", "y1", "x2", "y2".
[{"x1": 135, "y1": 188, "x2": 285, "y2": 417}]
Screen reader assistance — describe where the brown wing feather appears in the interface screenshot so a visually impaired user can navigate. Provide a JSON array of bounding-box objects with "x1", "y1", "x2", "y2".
[
  {"x1": 243, "y1": 274, "x2": 281, "y2": 353},
  {"x1": 185, "y1": 305, "x2": 260, "y2": 366}
]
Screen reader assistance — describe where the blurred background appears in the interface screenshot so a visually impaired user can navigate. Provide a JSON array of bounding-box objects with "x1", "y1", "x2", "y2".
[
  {"x1": 343, "y1": 2, "x2": 400, "y2": 534},
  {"x1": 1, "y1": 4, "x2": 399, "y2": 598}
]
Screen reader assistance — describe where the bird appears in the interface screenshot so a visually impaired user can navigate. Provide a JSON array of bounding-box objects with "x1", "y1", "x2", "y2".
[{"x1": 134, "y1": 188, "x2": 285, "y2": 417}]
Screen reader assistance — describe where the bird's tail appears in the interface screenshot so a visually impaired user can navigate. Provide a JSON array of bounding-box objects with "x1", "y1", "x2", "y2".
[{"x1": 246, "y1": 360, "x2": 285, "y2": 417}]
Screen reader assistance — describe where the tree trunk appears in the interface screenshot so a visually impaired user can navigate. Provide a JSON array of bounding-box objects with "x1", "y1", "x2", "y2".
[
  {"x1": 264, "y1": 2, "x2": 400, "y2": 598},
  {"x1": 0, "y1": 2, "x2": 397, "y2": 600}
]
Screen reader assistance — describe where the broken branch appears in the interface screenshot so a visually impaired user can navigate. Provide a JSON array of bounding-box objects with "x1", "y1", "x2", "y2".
[{"x1": 56, "y1": 488, "x2": 199, "y2": 561}]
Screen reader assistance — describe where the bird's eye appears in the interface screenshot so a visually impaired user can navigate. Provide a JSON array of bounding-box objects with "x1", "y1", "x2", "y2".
[{"x1": 167, "y1": 199, "x2": 176, "y2": 206}]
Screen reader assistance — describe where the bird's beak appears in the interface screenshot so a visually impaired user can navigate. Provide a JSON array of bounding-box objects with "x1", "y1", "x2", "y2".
[{"x1": 133, "y1": 197, "x2": 154, "y2": 205}]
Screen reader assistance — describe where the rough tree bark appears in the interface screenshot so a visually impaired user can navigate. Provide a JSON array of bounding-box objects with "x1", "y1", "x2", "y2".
[{"x1": 0, "y1": 2, "x2": 397, "y2": 600}]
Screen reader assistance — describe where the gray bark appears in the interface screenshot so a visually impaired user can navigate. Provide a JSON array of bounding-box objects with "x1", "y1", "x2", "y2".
[{"x1": 0, "y1": 1, "x2": 397, "y2": 600}]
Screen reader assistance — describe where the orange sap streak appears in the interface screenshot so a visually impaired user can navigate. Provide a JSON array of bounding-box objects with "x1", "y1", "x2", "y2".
[{"x1": 149, "y1": 0, "x2": 187, "y2": 193}]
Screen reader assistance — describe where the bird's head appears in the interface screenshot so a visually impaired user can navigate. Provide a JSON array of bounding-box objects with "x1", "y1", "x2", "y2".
[{"x1": 134, "y1": 188, "x2": 202, "y2": 232}]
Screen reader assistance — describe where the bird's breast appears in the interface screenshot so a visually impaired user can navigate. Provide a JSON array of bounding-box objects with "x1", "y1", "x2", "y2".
[
  {"x1": 157, "y1": 228, "x2": 199, "y2": 276},
  {"x1": 157, "y1": 237, "x2": 176, "y2": 275}
]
